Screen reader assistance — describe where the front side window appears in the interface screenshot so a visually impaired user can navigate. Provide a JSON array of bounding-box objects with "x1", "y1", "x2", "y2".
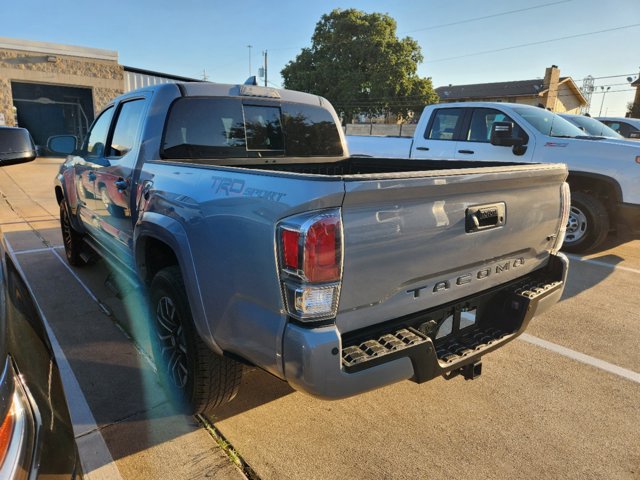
[
  {"x1": 109, "y1": 99, "x2": 146, "y2": 157},
  {"x1": 512, "y1": 107, "x2": 584, "y2": 138},
  {"x1": 465, "y1": 108, "x2": 528, "y2": 143},
  {"x1": 427, "y1": 109, "x2": 463, "y2": 140},
  {"x1": 85, "y1": 107, "x2": 114, "y2": 158}
]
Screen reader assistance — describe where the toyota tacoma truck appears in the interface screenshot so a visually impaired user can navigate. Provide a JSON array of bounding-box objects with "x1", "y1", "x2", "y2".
[
  {"x1": 348, "y1": 102, "x2": 640, "y2": 252},
  {"x1": 51, "y1": 83, "x2": 569, "y2": 414}
]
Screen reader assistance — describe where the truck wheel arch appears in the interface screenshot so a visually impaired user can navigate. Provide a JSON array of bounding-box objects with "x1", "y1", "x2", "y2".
[
  {"x1": 567, "y1": 171, "x2": 622, "y2": 205},
  {"x1": 134, "y1": 217, "x2": 224, "y2": 355},
  {"x1": 566, "y1": 171, "x2": 622, "y2": 213}
]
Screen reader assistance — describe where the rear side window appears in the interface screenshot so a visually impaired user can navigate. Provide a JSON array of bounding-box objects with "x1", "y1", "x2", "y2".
[
  {"x1": 109, "y1": 99, "x2": 146, "y2": 157},
  {"x1": 162, "y1": 98, "x2": 343, "y2": 159},
  {"x1": 426, "y1": 108, "x2": 463, "y2": 140}
]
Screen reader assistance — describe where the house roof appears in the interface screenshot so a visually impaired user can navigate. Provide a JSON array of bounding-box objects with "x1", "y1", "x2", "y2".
[{"x1": 436, "y1": 76, "x2": 586, "y2": 104}]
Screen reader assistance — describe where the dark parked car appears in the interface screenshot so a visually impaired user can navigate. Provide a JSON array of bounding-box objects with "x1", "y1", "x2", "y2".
[{"x1": 0, "y1": 126, "x2": 81, "y2": 478}]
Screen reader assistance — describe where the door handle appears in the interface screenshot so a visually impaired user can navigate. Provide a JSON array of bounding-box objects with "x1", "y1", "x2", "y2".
[
  {"x1": 114, "y1": 179, "x2": 128, "y2": 191},
  {"x1": 88, "y1": 172, "x2": 96, "y2": 181},
  {"x1": 458, "y1": 149, "x2": 475, "y2": 154},
  {"x1": 415, "y1": 147, "x2": 430, "y2": 151}
]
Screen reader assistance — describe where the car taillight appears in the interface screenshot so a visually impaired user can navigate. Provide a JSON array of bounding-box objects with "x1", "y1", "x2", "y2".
[
  {"x1": 0, "y1": 359, "x2": 35, "y2": 479},
  {"x1": 551, "y1": 182, "x2": 571, "y2": 254},
  {"x1": 277, "y1": 209, "x2": 343, "y2": 322},
  {"x1": 0, "y1": 406, "x2": 13, "y2": 466}
]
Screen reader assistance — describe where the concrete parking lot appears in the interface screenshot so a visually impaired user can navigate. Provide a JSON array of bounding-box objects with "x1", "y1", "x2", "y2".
[{"x1": 1, "y1": 157, "x2": 639, "y2": 479}]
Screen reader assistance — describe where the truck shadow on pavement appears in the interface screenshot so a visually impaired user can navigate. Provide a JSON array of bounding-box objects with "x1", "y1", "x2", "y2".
[
  {"x1": 559, "y1": 253, "x2": 624, "y2": 301},
  {"x1": 211, "y1": 368, "x2": 295, "y2": 422}
]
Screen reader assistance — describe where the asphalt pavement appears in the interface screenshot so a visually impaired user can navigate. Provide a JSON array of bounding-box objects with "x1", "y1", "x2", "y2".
[{"x1": 1, "y1": 157, "x2": 638, "y2": 479}]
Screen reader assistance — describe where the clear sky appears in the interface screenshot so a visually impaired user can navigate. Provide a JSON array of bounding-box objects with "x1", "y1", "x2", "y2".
[{"x1": 3, "y1": 0, "x2": 640, "y2": 116}]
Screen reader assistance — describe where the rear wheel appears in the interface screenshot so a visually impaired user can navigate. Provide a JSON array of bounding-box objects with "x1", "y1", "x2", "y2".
[
  {"x1": 562, "y1": 191, "x2": 609, "y2": 253},
  {"x1": 59, "y1": 201, "x2": 87, "y2": 267},
  {"x1": 149, "y1": 266, "x2": 242, "y2": 414}
]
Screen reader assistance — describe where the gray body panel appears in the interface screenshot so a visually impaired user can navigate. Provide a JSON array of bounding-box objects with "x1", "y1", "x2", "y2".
[{"x1": 54, "y1": 83, "x2": 569, "y2": 396}]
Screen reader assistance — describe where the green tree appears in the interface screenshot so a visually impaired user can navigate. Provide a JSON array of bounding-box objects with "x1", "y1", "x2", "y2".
[{"x1": 281, "y1": 9, "x2": 438, "y2": 122}]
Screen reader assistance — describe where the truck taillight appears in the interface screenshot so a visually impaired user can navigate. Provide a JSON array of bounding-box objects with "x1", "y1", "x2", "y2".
[
  {"x1": 551, "y1": 182, "x2": 571, "y2": 254},
  {"x1": 277, "y1": 209, "x2": 343, "y2": 322}
]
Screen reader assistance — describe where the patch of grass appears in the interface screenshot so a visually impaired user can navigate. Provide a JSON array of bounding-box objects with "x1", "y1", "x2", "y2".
[{"x1": 196, "y1": 414, "x2": 260, "y2": 480}]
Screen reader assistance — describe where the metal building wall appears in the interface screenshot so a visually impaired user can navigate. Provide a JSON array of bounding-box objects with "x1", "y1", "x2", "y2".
[{"x1": 124, "y1": 71, "x2": 178, "y2": 92}]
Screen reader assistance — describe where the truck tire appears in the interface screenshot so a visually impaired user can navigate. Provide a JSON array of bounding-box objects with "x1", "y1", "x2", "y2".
[
  {"x1": 563, "y1": 191, "x2": 609, "y2": 253},
  {"x1": 149, "y1": 266, "x2": 242, "y2": 414},
  {"x1": 59, "y1": 201, "x2": 87, "y2": 267}
]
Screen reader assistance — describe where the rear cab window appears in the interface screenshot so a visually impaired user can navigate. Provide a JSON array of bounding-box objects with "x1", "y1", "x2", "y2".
[{"x1": 161, "y1": 97, "x2": 344, "y2": 160}]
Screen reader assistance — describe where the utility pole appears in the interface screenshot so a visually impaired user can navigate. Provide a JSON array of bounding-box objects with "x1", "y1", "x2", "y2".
[
  {"x1": 247, "y1": 45, "x2": 252, "y2": 76},
  {"x1": 598, "y1": 85, "x2": 611, "y2": 117},
  {"x1": 263, "y1": 50, "x2": 268, "y2": 87}
]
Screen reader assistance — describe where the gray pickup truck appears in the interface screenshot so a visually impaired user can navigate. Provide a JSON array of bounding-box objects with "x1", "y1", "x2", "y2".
[{"x1": 51, "y1": 82, "x2": 569, "y2": 414}]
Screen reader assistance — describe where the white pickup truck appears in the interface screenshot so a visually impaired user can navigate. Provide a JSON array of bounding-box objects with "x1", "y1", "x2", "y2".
[{"x1": 348, "y1": 102, "x2": 640, "y2": 252}]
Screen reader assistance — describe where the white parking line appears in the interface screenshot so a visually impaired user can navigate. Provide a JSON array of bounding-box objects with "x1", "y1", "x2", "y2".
[
  {"x1": 49, "y1": 248, "x2": 101, "y2": 304},
  {"x1": 519, "y1": 333, "x2": 640, "y2": 384},
  {"x1": 3, "y1": 239, "x2": 124, "y2": 480},
  {"x1": 567, "y1": 254, "x2": 640, "y2": 275}
]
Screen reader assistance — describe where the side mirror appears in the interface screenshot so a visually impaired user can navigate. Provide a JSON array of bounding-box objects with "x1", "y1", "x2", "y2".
[
  {"x1": 490, "y1": 121, "x2": 524, "y2": 147},
  {"x1": 0, "y1": 127, "x2": 37, "y2": 167},
  {"x1": 47, "y1": 135, "x2": 78, "y2": 155}
]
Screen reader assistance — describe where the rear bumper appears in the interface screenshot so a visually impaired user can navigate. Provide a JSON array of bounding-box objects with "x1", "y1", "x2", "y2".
[
  {"x1": 616, "y1": 202, "x2": 640, "y2": 235},
  {"x1": 282, "y1": 253, "x2": 568, "y2": 399}
]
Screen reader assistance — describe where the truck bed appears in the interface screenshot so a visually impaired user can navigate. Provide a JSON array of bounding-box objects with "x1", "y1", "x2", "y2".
[{"x1": 158, "y1": 156, "x2": 532, "y2": 176}]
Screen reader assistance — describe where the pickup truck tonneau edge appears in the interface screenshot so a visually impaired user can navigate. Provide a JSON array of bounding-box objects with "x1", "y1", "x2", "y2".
[
  {"x1": 348, "y1": 101, "x2": 640, "y2": 253},
  {"x1": 52, "y1": 83, "x2": 569, "y2": 412}
]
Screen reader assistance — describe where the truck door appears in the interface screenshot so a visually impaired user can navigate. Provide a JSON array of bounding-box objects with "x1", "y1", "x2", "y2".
[
  {"x1": 92, "y1": 97, "x2": 147, "y2": 266},
  {"x1": 455, "y1": 107, "x2": 534, "y2": 163},
  {"x1": 411, "y1": 107, "x2": 465, "y2": 159},
  {"x1": 73, "y1": 106, "x2": 116, "y2": 233}
]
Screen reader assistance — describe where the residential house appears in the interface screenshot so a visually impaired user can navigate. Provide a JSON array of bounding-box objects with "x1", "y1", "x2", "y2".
[{"x1": 436, "y1": 65, "x2": 587, "y2": 113}]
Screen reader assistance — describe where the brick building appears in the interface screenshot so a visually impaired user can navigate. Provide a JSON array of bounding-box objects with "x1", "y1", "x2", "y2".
[{"x1": 0, "y1": 37, "x2": 196, "y2": 149}]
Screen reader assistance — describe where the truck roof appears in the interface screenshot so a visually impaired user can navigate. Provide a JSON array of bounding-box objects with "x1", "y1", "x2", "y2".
[
  {"x1": 117, "y1": 81, "x2": 326, "y2": 107},
  {"x1": 428, "y1": 101, "x2": 541, "y2": 111}
]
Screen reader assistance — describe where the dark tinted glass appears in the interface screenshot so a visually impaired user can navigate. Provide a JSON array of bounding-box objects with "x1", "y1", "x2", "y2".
[
  {"x1": 85, "y1": 107, "x2": 114, "y2": 158},
  {"x1": 427, "y1": 109, "x2": 463, "y2": 140},
  {"x1": 0, "y1": 128, "x2": 34, "y2": 154},
  {"x1": 281, "y1": 104, "x2": 343, "y2": 156},
  {"x1": 110, "y1": 100, "x2": 146, "y2": 157},
  {"x1": 244, "y1": 105, "x2": 284, "y2": 151},
  {"x1": 162, "y1": 98, "x2": 343, "y2": 159}
]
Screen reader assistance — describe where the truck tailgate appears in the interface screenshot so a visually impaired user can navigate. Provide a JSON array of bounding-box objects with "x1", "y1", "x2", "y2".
[{"x1": 337, "y1": 163, "x2": 567, "y2": 334}]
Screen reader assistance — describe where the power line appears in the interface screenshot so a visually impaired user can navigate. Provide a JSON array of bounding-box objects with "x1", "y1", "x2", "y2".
[
  {"x1": 268, "y1": 1, "x2": 574, "y2": 54},
  {"x1": 428, "y1": 24, "x2": 640, "y2": 63},
  {"x1": 401, "y1": 0, "x2": 572, "y2": 34}
]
